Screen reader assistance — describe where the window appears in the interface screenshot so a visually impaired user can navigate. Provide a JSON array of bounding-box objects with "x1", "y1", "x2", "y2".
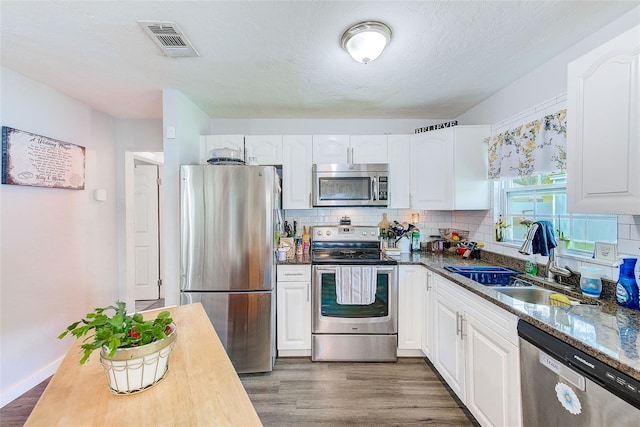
[{"x1": 500, "y1": 173, "x2": 617, "y2": 254}]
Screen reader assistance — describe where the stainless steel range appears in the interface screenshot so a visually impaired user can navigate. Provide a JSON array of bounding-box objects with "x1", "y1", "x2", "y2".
[{"x1": 311, "y1": 225, "x2": 398, "y2": 362}]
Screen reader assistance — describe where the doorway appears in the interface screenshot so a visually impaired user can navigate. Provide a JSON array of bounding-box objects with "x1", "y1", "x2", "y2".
[{"x1": 125, "y1": 151, "x2": 164, "y2": 310}]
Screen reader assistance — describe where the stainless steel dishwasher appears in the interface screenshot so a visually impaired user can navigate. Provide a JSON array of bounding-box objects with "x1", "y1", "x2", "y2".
[{"x1": 518, "y1": 320, "x2": 640, "y2": 426}]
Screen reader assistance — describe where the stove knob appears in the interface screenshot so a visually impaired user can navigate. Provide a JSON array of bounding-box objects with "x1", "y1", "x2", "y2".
[
  {"x1": 316, "y1": 230, "x2": 323, "y2": 236},
  {"x1": 326, "y1": 230, "x2": 332, "y2": 236},
  {"x1": 362, "y1": 231, "x2": 367, "y2": 236},
  {"x1": 370, "y1": 231, "x2": 376, "y2": 236}
]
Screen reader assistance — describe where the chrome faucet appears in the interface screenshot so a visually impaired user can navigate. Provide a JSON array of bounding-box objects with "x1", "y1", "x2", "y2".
[{"x1": 519, "y1": 222, "x2": 573, "y2": 287}]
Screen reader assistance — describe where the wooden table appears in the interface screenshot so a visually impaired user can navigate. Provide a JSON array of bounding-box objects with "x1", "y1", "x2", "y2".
[{"x1": 25, "y1": 303, "x2": 263, "y2": 426}]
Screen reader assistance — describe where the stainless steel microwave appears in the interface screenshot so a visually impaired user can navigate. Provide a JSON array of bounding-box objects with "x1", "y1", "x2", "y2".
[{"x1": 312, "y1": 163, "x2": 389, "y2": 207}]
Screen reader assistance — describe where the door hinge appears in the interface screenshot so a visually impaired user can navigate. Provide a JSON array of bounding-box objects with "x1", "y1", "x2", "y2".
[
  {"x1": 157, "y1": 279, "x2": 163, "y2": 287},
  {"x1": 156, "y1": 178, "x2": 162, "y2": 186}
]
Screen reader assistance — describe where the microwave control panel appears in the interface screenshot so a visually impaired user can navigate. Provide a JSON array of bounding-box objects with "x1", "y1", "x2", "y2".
[{"x1": 378, "y1": 176, "x2": 388, "y2": 200}]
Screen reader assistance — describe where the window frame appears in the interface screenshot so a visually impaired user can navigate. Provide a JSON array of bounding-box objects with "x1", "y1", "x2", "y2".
[{"x1": 498, "y1": 175, "x2": 616, "y2": 256}]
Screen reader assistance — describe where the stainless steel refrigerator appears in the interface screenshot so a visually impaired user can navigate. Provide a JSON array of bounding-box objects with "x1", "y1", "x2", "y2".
[{"x1": 180, "y1": 164, "x2": 280, "y2": 373}]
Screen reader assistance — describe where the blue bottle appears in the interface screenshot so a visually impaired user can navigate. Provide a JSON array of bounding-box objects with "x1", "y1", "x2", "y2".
[{"x1": 616, "y1": 258, "x2": 639, "y2": 310}]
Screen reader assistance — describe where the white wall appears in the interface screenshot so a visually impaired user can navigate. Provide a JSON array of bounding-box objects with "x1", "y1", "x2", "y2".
[
  {"x1": 0, "y1": 67, "x2": 119, "y2": 406},
  {"x1": 162, "y1": 90, "x2": 211, "y2": 307}
]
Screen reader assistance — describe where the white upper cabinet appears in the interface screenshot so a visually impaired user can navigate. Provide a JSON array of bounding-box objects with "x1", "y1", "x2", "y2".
[
  {"x1": 312, "y1": 135, "x2": 350, "y2": 164},
  {"x1": 387, "y1": 134, "x2": 411, "y2": 208},
  {"x1": 200, "y1": 135, "x2": 244, "y2": 164},
  {"x1": 410, "y1": 126, "x2": 490, "y2": 210},
  {"x1": 567, "y1": 25, "x2": 640, "y2": 214},
  {"x1": 312, "y1": 135, "x2": 388, "y2": 164},
  {"x1": 411, "y1": 129, "x2": 453, "y2": 209},
  {"x1": 282, "y1": 135, "x2": 313, "y2": 209},
  {"x1": 244, "y1": 135, "x2": 283, "y2": 165},
  {"x1": 350, "y1": 135, "x2": 388, "y2": 163}
]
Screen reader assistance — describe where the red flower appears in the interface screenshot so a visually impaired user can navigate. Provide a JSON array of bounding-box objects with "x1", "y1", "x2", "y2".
[{"x1": 128, "y1": 329, "x2": 141, "y2": 339}]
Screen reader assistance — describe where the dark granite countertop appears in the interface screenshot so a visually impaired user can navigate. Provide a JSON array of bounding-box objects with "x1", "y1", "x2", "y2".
[
  {"x1": 392, "y1": 252, "x2": 640, "y2": 381},
  {"x1": 277, "y1": 255, "x2": 311, "y2": 265}
]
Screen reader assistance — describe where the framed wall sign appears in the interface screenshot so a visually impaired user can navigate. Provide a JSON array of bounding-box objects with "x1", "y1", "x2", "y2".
[
  {"x1": 594, "y1": 242, "x2": 617, "y2": 263},
  {"x1": 1, "y1": 126, "x2": 85, "y2": 190}
]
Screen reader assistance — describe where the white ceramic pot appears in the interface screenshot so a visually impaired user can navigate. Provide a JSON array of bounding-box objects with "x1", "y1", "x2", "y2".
[
  {"x1": 398, "y1": 236, "x2": 411, "y2": 253},
  {"x1": 557, "y1": 240, "x2": 569, "y2": 254},
  {"x1": 99, "y1": 323, "x2": 177, "y2": 395}
]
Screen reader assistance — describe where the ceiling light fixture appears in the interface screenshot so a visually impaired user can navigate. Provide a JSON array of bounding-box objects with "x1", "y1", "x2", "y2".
[{"x1": 341, "y1": 21, "x2": 392, "y2": 64}]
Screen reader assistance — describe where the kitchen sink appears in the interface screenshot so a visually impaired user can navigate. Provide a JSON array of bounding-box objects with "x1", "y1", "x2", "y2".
[
  {"x1": 443, "y1": 265, "x2": 523, "y2": 285},
  {"x1": 494, "y1": 286, "x2": 581, "y2": 306}
]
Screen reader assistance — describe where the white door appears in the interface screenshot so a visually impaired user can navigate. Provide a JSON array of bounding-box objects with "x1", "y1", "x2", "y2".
[
  {"x1": 433, "y1": 288, "x2": 465, "y2": 401},
  {"x1": 350, "y1": 135, "x2": 388, "y2": 163},
  {"x1": 387, "y1": 135, "x2": 411, "y2": 208},
  {"x1": 464, "y1": 310, "x2": 522, "y2": 427},
  {"x1": 134, "y1": 165, "x2": 160, "y2": 300},
  {"x1": 567, "y1": 25, "x2": 640, "y2": 214},
  {"x1": 276, "y1": 281, "x2": 312, "y2": 351},
  {"x1": 398, "y1": 266, "x2": 425, "y2": 350},
  {"x1": 282, "y1": 135, "x2": 313, "y2": 209},
  {"x1": 312, "y1": 135, "x2": 350, "y2": 163},
  {"x1": 421, "y1": 270, "x2": 434, "y2": 359},
  {"x1": 245, "y1": 135, "x2": 283, "y2": 165},
  {"x1": 410, "y1": 130, "x2": 454, "y2": 209}
]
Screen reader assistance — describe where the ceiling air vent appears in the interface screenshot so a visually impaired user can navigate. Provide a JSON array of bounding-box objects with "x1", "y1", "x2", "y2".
[{"x1": 138, "y1": 21, "x2": 199, "y2": 57}]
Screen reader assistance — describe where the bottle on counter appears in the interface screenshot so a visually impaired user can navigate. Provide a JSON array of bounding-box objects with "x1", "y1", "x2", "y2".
[
  {"x1": 411, "y1": 230, "x2": 420, "y2": 252},
  {"x1": 616, "y1": 258, "x2": 639, "y2": 309},
  {"x1": 524, "y1": 255, "x2": 538, "y2": 277},
  {"x1": 302, "y1": 226, "x2": 310, "y2": 256},
  {"x1": 580, "y1": 266, "x2": 602, "y2": 298}
]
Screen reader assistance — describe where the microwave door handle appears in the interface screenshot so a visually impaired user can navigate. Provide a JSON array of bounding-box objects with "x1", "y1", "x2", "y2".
[{"x1": 372, "y1": 176, "x2": 378, "y2": 201}]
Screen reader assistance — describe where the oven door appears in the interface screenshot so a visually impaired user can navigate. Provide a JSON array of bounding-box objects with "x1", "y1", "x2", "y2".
[{"x1": 312, "y1": 265, "x2": 397, "y2": 334}]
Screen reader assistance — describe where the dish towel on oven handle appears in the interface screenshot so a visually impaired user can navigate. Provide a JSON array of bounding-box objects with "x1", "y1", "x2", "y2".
[{"x1": 336, "y1": 266, "x2": 376, "y2": 305}]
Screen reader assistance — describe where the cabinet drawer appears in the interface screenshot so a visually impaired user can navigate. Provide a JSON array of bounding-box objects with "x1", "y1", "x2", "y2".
[{"x1": 277, "y1": 265, "x2": 311, "y2": 282}]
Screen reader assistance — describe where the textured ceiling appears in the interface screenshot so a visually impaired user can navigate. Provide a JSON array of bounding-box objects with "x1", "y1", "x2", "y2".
[{"x1": 1, "y1": 1, "x2": 637, "y2": 120}]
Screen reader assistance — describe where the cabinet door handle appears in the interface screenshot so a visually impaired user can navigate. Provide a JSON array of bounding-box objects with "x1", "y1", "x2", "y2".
[
  {"x1": 307, "y1": 283, "x2": 310, "y2": 302},
  {"x1": 461, "y1": 317, "x2": 467, "y2": 340},
  {"x1": 456, "y1": 311, "x2": 461, "y2": 336}
]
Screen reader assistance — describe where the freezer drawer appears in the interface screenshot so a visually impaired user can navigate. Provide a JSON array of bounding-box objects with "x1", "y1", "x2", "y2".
[{"x1": 181, "y1": 291, "x2": 274, "y2": 374}]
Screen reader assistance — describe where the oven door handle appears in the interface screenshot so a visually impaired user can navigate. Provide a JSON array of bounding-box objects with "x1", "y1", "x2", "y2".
[
  {"x1": 314, "y1": 266, "x2": 338, "y2": 273},
  {"x1": 314, "y1": 266, "x2": 396, "y2": 273}
]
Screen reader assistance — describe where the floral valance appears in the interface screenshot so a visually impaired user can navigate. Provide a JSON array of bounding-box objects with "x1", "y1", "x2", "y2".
[{"x1": 488, "y1": 109, "x2": 567, "y2": 179}]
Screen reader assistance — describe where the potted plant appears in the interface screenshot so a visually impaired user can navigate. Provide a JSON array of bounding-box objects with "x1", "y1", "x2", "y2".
[
  {"x1": 556, "y1": 229, "x2": 570, "y2": 254},
  {"x1": 58, "y1": 301, "x2": 177, "y2": 395}
]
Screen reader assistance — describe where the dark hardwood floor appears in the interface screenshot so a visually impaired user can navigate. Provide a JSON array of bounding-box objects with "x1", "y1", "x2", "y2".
[
  {"x1": 0, "y1": 377, "x2": 50, "y2": 427},
  {"x1": 1, "y1": 358, "x2": 477, "y2": 426},
  {"x1": 240, "y1": 358, "x2": 478, "y2": 426}
]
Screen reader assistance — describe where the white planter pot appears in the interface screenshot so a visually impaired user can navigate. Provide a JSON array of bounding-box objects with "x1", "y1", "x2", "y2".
[
  {"x1": 99, "y1": 323, "x2": 177, "y2": 395},
  {"x1": 557, "y1": 240, "x2": 569, "y2": 254}
]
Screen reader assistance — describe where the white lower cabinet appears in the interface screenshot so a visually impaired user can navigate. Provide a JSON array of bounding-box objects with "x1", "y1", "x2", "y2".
[
  {"x1": 276, "y1": 265, "x2": 311, "y2": 356},
  {"x1": 398, "y1": 265, "x2": 427, "y2": 354},
  {"x1": 432, "y1": 274, "x2": 522, "y2": 427},
  {"x1": 420, "y1": 269, "x2": 434, "y2": 359}
]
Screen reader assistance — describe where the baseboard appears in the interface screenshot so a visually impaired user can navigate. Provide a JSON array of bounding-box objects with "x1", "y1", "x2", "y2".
[
  {"x1": 0, "y1": 356, "x2": 63, "y2": 408},
  {"x1": 397, "y1": 348, "x2": 426, "y2": 357},
  {"x1": 277, "y1": 349, "x2": 311, "y2": 357}
]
